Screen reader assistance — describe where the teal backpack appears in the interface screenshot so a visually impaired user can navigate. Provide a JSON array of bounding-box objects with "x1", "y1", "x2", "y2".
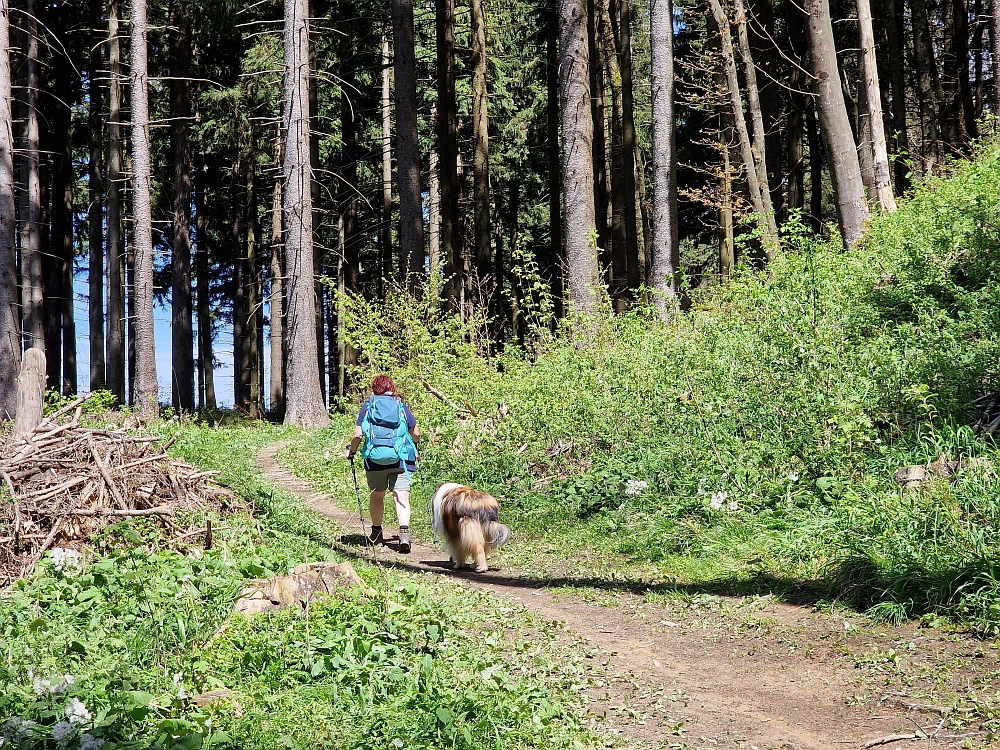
[{"x1": 360, "y1": 395, "x2": 416, "y2": 473}]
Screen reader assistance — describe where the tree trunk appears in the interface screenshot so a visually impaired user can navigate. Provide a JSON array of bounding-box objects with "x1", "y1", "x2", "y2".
[
  {"x1": 610, "y1": 0, "x2": 640, "y2": 291},
  {"x1": 52, "y1": 26, "x2": 76, "y2": 396},
  {"x1": 559, "y1": 0, "x2": 601, "y2": 314},
  {"x1": 194, "y1": 164, "x2": 216, "y2": 410},
  {"x1": 394, "y1": 0, "x2": 423, "y2": 291},
  {"x1": 858, "y1": 0, "x2": 897, "y2": 211},
  {"x1": 380, "y1": 34, "x2": 392, "y2": 297},
  {"x1": 171, "y1": 2, "x2": 194, "y2": 411},
  {"x1": 0, "y1": 0, "x2": 18, "y2": 420},
  {"x1": 707, "y1": 0, "x2": 778, "y2": 254},
  {"x1": 806, "y1": 96, "x2": 823, "y2": 232},
  {"x1": 993, "y1": 0, "x2": 1000, "y2": 114},
  {"x1": 246, "y1": 163, "x2": 261, "y2": 419},
  {"x1": 748, "y1": 0, "x2": 783, "y2": 219},
  {"x1": 269, "y1": 140, "x2": 285, "y2": 419},
  {"x1": 308, "y1": 32, "x2": 324, "y2": 407},
  {"x1": 883, "y1": 0, "x2": 910, "y2": 193},
  {"x1": 787, "y1": 1, "x2": 806, "y2": 212},
  {"x1": 106, "y1": 0, "x2": 126, "y2": 405},
  {"x1": 588, "y1": 0, "x2": 610, "y2": 267},
  {"x1": 806, "y1": 0, "x2": 870, "y2": 247},
  {"x1": 20, "y1": 0, "x2": 42, "y2": 352},
  {"x1": 438, "y1": 0, "x2": 459, "y2": 307},
  {"x1": 855, "y1": 76, "x2": 878, "y2": 199},
  {"x1": 547, "y1": 0, "x2": 564, "y2": 318},
  {"x1": 953, "y1": 0, "x2": 977, "y2": 140},
  {"x1": 428, "y1": 114, "x2": 441, "y2": 287},
  {"x1": 911, "y1": 0, "x2": 942, "y2": 169},
  {"x1": 88, "y1": 0, "x2": 105, "y2": 393},
  {"x1": 130, "y1": 0, "x2": 159, "y2": 415},
  {"x1": 600, "y1": 4, "x2": 628, "y2": 303},
  {"x1": 282, "y1": 0, "x2": 330, "y2": 427},
  {"x1": 733, "y1": 0, "x2": 779, "y2": 256},
  {"x1": 650, "y1": 0, "x2": 679, "y2": 310},
  {"x1": 720, "y1": 133, "x2": 735, "y2": 276},
  {"x1": 15, "y1": 348, "x2": 45, "y2": 437},
  {"x1": 339, "y1": 73, "x2": 359, "y2": 389},
  {"x1": 471, "y1": 0, "x2": 492, "y2": 305}
]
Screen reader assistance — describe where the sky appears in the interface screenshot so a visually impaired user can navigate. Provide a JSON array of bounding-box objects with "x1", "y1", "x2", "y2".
[{"x1": 71, "y1": 275, "x2": 273, "y2": 410}]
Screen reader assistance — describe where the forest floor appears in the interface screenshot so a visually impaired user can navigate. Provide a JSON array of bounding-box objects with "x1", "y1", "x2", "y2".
[{"x1": 257, "y1": 443, "x2": 1000, "y2": 750}]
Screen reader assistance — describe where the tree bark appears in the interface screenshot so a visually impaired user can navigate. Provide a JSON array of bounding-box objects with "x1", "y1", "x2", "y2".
[
  {"x1": 282, "y1": 0, "x2": 329, "y2": 427},
  {"x1": 394, "y1": 0, "x2": 423, "y2": 291},
  {"x1": 806, "y1": 0, "x2": 870, "y2": 247},
  {"x1": 609, "y1": 0, "x2": 639, "y2": 291},
  {"x1": 883, "y1": 0, "x2": 910, "y2": 194},
  {"x1": 547, "y1": 0, "x2": 564, "y2": 318},
  {"x1": 911, "y1": 0, "x2": 942, "y2": 169},
  {"x1": 720, "y1": 133, "x2": 735, "y2": 276},
  {"x1": 650, "y1": 0, "x2": 679, "y2": 310},
  {"x1": 559, "y1": 0, "x2": 601, "y2": 314},
  {"x1": 858, "y1": 0, "x2": 897, "y2": 212},
  {"x1": 707, "y1": 0, "x2": 778, "y2": 254},
  {"x1": 106, "y1": 0, "x2": 126, "y2": 405},
  {"x1": 953, "y1": 0, "x2": 977, "y2": 140},
  {"x1": 269, "y1": 140, "x2": 285, "y2": 419},
  {"x1": 0, "y1": 0, "x2": 18, "y2": 421},
  {"x1": 733, "y1": 0, "x2": 779, "y2": 256},
  {"x1": 194, "y1": 163, "x2": 216, "y2": 410},
  {"x1": 130, "y1": 0, "x2": 159, "y2": 415},
  {"x1": 246, "y1": 162, "x2": 261, "y2": 419},
  {"x1": 806, "y1": 96, "x2": 823, "y2": 232},
  {"x1": 438, "y1": 0, "x2": 459, "y2": 306},
  {"x1": 380, "y1": 34, "x2": 392, "y2": 297},
  {"x1": 588, "y1": 0, "x2": 610, "y2": 267},
  {"x1": 171, "y1": 2, "x2": 194, "y2": 411},
  {"x1": 599, "y1": 4, "x2": 628, "y2": 303},
  {"x1": 88, "y1": 0, "x2": 105, "y2": 393},
  {"x1": 786, "y1": 1, "x2": 806, "y2": 212},
  {"x1": 52, "y1": 26, "x2": 76, "y2": 396},
  {"x1": 471, "y1": 0, "x2": 492, "y2": 304},
  {"x1": 15, "y1": 348, "x2": 45, "y2": 437},
  {"x1": 20, "y1": 0, "x2": 42, "y2": 352},
  {"x1": 428, "y1": 113, "x2": 441, "y2": 287},
  {"x1": 993, "y1": 0, "x2": 1000, "y2": 115}
]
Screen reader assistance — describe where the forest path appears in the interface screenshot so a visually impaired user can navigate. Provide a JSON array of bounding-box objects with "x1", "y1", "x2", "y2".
[{"x1": 257, "y1": 442, "x2": 956, "y2": 749}]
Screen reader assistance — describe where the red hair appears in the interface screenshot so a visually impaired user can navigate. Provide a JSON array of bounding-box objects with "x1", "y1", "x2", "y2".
[{"x1": 372, "y1": 375, "x2": 396, "y2": 395}]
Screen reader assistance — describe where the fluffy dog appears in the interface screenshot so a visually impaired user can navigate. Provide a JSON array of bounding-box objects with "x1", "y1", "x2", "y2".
[{"x1": 431, "y1": 483, "x2": 511, "y2": 572}]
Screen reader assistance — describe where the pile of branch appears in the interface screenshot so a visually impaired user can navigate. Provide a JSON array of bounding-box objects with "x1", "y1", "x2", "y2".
[{"x1": 0, "y1": 397, "x2": 241, "y2": 586}]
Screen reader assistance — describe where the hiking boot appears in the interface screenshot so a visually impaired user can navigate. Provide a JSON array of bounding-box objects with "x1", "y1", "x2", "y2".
[
  {"x1": 398, "y1": 526, "x2": 411, "y2": 554},
  {"x1": 367, "y1": 526, "x2": 384, "y2": 545}
]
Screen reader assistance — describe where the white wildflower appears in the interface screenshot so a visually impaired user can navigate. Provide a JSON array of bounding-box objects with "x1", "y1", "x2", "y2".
[
  {"x1": 624, "y1": 479, "x2": 648, "y2": 496},
  {"x1": 392, "y1": 740, "x2": 404, "y2": 749},
  {"x1": 787, "y1": 471, "x2": 799, "y2": 482},
  {"x1": 50, "y1": 547, "x2": 81, "y2": 574},
  {"x1": 173, "y1": 672, "x2": 188, "y2": 700},
  {"x1": 52, "y1": 721, "x2": 73, "y2": 743},
  {"x1": 727, "y1": 500, "x2": 739, "y2": 513},
  {"x1": 710, "y1": 490, "x2": 728, "y2": 510},
  {"x1": 66, "y1": 697, "x2": 91, "y2": 725},
  {"x1": 32, "y1": 676, "x2": 51, "y2": 695},
  {"x1": 80, "y1": 734, "x2": 105, "y2": 750}
]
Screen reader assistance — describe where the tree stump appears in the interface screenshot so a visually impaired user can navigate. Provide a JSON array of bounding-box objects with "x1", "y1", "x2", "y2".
[{"x1": 14, "y1": 347, "x2": 46, "y2": 437}]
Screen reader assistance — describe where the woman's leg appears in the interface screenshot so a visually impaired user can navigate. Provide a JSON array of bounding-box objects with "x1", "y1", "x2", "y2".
[
  {"x1": 369, "y1": 490, "x2": 386, "y2": 525},
  {"x1": 392, "y1": 490, "x2": 411, "y2": 527}
]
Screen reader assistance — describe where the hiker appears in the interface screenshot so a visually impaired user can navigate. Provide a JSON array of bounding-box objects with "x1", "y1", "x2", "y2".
[{"x1": 346, "y1": 375, "x2": 420, "y2": 553}]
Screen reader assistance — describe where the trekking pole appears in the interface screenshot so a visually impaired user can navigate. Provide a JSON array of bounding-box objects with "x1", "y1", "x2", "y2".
[{"x1": 348, "y1": 450, "x2": 374, "y2": 557}]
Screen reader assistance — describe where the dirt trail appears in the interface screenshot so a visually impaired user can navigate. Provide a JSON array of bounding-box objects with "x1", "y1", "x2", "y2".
[{"x1": 257, "y1": 443, "x2": 983, "y2": 749}]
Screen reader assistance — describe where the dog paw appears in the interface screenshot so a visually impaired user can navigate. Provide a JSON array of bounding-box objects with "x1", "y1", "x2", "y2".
[{"x1": 474, "y1": 565, "x2": 489, "y2": 573}]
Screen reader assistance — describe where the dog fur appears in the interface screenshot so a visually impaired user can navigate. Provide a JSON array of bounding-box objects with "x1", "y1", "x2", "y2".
[{"x1": 431, "y1": 483, "x2": 511, "y2": 572}]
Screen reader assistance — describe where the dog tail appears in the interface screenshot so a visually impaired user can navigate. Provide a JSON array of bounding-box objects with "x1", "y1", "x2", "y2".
[{"x1": 484, "y1": 521, "x2": 510, "y2": 548}]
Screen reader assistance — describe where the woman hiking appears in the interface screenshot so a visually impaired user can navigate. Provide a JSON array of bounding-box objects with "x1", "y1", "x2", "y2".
[{"x1": 346, "y1": 375, "x2": 420, "y2": 553}]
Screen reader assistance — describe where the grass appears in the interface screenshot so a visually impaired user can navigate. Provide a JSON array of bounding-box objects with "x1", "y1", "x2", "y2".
[
  {"x1": 274, "y1": 136, "x2": 1000, "y2": 635},
  {"x1": 0, "y1": 416, "x2": 611, "y2": 749}
]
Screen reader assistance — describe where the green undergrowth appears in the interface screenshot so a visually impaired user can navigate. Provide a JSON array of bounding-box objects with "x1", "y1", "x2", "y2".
[
  {"x1": 0, "y1": 418, "x2": 607, "y2": 749},
  {"x1": 283, "y1": 137, "x2": 1000, "y2": 634}
]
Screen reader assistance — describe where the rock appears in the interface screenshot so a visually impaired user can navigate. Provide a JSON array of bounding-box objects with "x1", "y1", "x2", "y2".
[
  {"x1": 190, "y1": 689, "x2": 235, "y2": 707},
  {"x1": 234, "y1": 561, "x2": 375, "y2": 615},
  {"x1": 895, "y1": 455, "x2": 994, "y2": 488}
]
